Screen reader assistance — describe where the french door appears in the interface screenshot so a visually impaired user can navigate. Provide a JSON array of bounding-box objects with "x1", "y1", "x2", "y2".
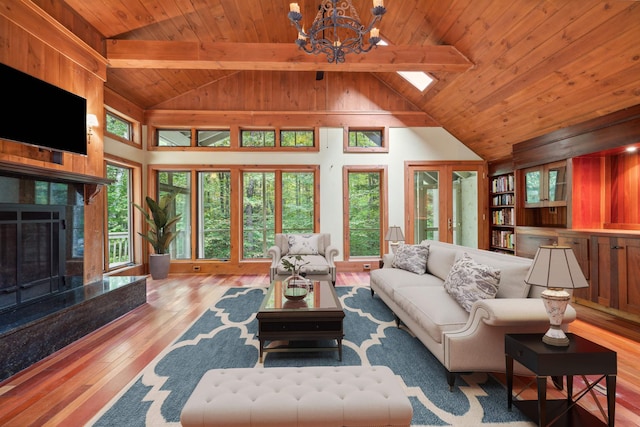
[{"x1": 406, "y1": 161, "x2": 487, "y2": 248}]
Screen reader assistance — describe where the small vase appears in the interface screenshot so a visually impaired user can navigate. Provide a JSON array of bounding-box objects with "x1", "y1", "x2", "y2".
[{"x1": 283, "y1": 274, "x2": 310, "y2": 301}]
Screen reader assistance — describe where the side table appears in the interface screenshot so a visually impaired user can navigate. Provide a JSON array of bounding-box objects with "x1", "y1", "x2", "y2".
[{"x1": 505, "y1": 333, "x2": 616, "y2": 427}]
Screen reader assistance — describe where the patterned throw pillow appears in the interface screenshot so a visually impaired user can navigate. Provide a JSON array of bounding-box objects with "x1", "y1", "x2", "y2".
[
  {"x1": 392, "y1": 244, "x2": 430, "y2": 275},
  {"x1": 287, "y1": 234, "x2": 320, "y2": 255},
  {"x1": 444, "y1": 253, "x2": 501, "y2": 312}
]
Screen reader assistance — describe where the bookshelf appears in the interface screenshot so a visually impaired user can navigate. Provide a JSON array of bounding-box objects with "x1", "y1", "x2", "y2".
[{"x1": 490, "y1": 173, "x2": 515, "y2": 253}]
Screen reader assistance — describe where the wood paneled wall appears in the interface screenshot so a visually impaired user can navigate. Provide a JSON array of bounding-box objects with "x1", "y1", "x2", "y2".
[
  {"x1": 153, "y1": 71, "x2": 424, "y2": 113},
  {"x1": 0, "y1": 0, "x2": 107, "y2": 284}
]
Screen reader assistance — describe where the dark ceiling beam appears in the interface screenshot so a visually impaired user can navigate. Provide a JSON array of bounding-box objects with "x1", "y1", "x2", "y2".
[{"x1": 106, "y1": 40, "x2": 473, "y2": 73}]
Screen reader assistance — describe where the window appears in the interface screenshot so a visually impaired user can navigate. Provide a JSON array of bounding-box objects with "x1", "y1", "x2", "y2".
[
  {"x1": 242, "y1": 172, "x2": 275, "y2": 258},
  {"x1": 241, "y1": 130, "x2": 275, "y2": 147},
  {"x1": 281, "y1": 130, "x2": 314, "y2": 147},
  {"x1": 344, "y1": 168, "x2": 386, "y2": 258},
  {"x1": 197, "y1": 130, "x2": 231, "y2": 147},
  {"x1": 281, "y1": 172, "x2": 315, "y2": 233},
  {"x1": 105, "y1": 163, "x2": 132, "y2": 268},
  {"x1": 158, "y1": 129, "x2": 192, "y2": 147},
  {"x1": 158, "y1": 171, "x2": 191, "y2": 259},
  {"x1": 198, "y1": 171, "x2": 231, "y2": 259},
  {"x1": 344, "y1": 128, "x2": 388, "y2": 152},
  {"x1": 105, "y1": 111, "x2": 133, "y2": 141}
]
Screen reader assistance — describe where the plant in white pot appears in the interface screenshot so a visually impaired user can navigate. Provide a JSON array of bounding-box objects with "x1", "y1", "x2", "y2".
[{"x1": 134, "y1": 192, "x2": 182, "y2": 279}]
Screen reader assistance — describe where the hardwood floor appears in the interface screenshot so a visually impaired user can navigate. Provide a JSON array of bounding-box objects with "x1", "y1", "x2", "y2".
[{"x1": 0, "y1": 272, "x2": 639, "y2": 426}]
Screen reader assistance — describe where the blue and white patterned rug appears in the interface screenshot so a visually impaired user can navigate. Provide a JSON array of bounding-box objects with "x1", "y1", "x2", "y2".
[{"x1": 90, "y1": 285, "x2": 533, "y2": 426}]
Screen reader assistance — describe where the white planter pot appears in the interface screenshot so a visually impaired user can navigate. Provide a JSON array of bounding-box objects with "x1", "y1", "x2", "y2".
[{"x1": 149, "y1": 253, "x2": 171, "y2": 279}]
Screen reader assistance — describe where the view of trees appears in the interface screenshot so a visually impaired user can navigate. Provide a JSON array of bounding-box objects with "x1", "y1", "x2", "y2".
[{"x1": 348, "y1": 171, "x2": 381, "y2": 257}]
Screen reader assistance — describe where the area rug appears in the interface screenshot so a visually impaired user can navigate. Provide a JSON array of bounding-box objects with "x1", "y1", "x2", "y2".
[{"x1": 89, "y1": 285, "x2": 534, "y2": 426}]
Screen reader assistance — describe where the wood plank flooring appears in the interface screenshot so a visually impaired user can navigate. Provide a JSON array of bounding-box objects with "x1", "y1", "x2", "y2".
[{"x1": 0, "y1": 272, "x2": 638, "y2": 426}]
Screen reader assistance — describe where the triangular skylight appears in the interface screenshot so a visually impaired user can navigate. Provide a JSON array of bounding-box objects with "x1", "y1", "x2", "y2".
[{"x1": 377, "y1": 40, "x2": 434, "y2": 92}]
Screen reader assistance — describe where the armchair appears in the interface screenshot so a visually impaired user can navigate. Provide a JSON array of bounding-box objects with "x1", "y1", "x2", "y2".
[{"x1": 268, "y1": 233, "x2": 339, "y2": 285}]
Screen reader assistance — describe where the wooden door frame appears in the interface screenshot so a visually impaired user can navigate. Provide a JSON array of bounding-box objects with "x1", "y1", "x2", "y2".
[{"x1": 405, "y1": 161, "x2": 488, "y2": 248}]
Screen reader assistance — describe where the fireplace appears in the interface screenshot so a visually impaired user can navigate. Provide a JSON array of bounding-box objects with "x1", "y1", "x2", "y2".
[
  {"x1": 0, "y1": 168, "x2": 147, "y2": 381},
  {"x1": 0, "y1": 176, "x2": 84, "y2": 313}
]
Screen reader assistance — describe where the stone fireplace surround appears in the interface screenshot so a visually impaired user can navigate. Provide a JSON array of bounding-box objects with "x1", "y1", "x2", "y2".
[{"x1": 0, "y1": 164, "x2": 146, "y2": 382}]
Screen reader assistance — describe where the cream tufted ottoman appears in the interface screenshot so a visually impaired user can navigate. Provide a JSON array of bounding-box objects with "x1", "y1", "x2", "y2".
[{"x1": 180, "y1": 365, "x2": 413, "y2": 427}]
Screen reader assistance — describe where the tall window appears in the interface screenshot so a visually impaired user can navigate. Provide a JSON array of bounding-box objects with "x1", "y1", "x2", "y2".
[
  {"x1": 344, "y1": 168, "x2": 385, "y2": 258},
  {"x1": 242, "y1": 172, "x2": 275, "y2": 258},
  {"x1": 158, "y1": 171, "x2": 191, "y2": 259},
  {"x1": 106, "y1": 163, "x2": 132, "y2": 268},
  {"x1": 282, "y1": 172, "x2": 315, "y2": 233},
  {"x1": 198, "y1": 171, "x2": 231, "y2": 259}
]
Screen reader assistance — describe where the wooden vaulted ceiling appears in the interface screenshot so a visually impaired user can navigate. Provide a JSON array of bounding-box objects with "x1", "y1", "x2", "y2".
[{"x1": 61, "y1": 0, "x2": 640, "y2": 162}]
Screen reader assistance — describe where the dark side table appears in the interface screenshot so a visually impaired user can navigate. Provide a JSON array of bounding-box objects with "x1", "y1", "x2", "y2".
[{"x1": 505, "y1": 333, "x2": 616, "y2": 427}]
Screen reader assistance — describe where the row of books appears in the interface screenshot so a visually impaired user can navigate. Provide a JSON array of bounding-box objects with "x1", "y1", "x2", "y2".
[
  {"x1": 491, "y1": 230, "x2": 515, "y2": 249},
  {"x1": 491, "y1": 207, "x2": 514, "y2": 226},
  {"x1": 491, "y1": 193, "x2": 515, "y2": 206},
  {"x1": 491, "y1": 175, "x2": 515, "y2": 193}
]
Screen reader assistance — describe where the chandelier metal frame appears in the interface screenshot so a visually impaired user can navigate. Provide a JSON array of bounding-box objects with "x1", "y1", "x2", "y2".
[{"x1": 288, "y1": 1, "x2": 387, "y2": 64}]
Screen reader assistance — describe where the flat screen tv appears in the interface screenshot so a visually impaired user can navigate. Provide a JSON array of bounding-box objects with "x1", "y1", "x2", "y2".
[{"x1": 0, "y1": 62, "x2": 88, "y2": 156}]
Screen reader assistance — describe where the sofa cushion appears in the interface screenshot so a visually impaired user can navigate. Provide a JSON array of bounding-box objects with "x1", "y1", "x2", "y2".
[
  {"x1": 392, "y1": 244, "x2": 429, "y2": 275},
  {"x1": 424, "y1": 242, "x2": 458, "y2": 281},
  {"x1": 457, "y1": 252, "x2": 532, "y2": 298},
  {"x1": 370, "y1": 267, "x2": 444, "y2": 299},
  {"x1": 444, "y1": 253, "x2": 501, "y2": 312},
  {"x1": 276, "y1": 255, "x2": 329, "y2": 275},
  {"x1": 287, "y1": 234, "x2": 319, "y2": 255},
  {"x1": 394, "y1": 286, "x2": 468, "y2": 343}
]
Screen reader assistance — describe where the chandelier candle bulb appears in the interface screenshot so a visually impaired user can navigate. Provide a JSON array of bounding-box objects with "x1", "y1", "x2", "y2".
[
  {"x1": 370, "y1": 28, "x2": 380, "y2": 38},
  {"x1": 289, "y1": 3, "x2": 300, "y2": 13},
  {"x1": 373, "y1": 0, "x2": 384, "y2": 7}
]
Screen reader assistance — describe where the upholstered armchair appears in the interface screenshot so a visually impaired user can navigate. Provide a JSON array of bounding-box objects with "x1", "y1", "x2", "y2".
[{"x1": 268, "y1": 233, "x2": 339, "y2": 285}]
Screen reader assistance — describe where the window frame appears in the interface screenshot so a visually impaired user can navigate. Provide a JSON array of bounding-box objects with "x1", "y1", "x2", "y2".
[
  {"x1": 342, "y1": 165, "x2": 388, "y2": 260},
  {"x1": 344, "y1": 127, "x2": 389, "y2": 153},
  {"x1": 103, "y1": 156, "x2": 142, "y2": 272},
  {"x1": 104, "y1": 108, "x2": 140, "y2": 147}
]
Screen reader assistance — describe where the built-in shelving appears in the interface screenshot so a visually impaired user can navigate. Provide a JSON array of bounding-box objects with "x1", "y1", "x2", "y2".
[{"x1": 490, "y1": 173, "x2": 515, "y2": 253}]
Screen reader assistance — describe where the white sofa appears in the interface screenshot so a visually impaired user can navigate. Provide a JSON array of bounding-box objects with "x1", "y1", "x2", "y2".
[{"x1": 370, "y1": 239, "x2": 577, "y2": 389}]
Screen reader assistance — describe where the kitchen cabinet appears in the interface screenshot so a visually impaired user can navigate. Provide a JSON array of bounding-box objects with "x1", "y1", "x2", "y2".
[{"x1": 523, "y1": 160, "x2": 567, "y2": 208}]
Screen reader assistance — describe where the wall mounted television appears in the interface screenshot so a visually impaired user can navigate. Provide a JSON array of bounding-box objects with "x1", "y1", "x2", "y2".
[{"x1": 0, "y1": 62, "x2": 88, "y2": 156}]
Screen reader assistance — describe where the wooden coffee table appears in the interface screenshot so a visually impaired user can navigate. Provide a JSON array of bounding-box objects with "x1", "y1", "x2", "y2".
[{"x1": 257, "y1": 280, "x2": 345, "y2": 362}]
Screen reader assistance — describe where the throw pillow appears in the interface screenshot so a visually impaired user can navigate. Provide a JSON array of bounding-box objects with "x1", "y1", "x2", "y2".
[
  {"x1": 444, "y1": 253, "x2": 501, "y2": 312},
  {"x1": 287, "y1": 234, "x2": 319, "y2": 255},
  {"x1": 392, "y1": 244, "x2": 430, "y2": 275}
]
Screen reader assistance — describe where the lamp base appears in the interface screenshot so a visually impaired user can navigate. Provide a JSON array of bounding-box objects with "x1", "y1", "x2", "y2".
[
  {"x1": 390, "y1": 242, "x2": 400, "y2": 254},
  {"x1": 542, "y1": 325, "x2": 570, "y2": 346},
  {"x1": 540, "y1": 288, "x2": 571, "y2": 347}
]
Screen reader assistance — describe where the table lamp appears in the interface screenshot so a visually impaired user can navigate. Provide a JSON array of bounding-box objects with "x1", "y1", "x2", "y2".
[
  {"x1": 385, "y1": 226, "x2": 404, "y2": 254},
  {"x1": 524, "y1": 245, "x2": 589, "y2": 346}
]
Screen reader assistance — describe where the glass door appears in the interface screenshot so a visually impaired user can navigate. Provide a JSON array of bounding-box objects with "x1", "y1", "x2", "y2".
[{"x1": 407, "y1": 162, "x2": 486, "y2": 248}]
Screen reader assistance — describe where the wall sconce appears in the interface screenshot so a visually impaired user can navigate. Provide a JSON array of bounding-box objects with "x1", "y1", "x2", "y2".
[
  {"x1": 385, "y1": 226, "x2": 405, "y2": 254},
  {"x1": 87, "y1": 114, "x2": 99, "y2": 143}
]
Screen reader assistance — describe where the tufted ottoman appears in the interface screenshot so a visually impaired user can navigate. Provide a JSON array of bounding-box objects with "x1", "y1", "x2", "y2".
[{"x1": 180, "y1": 365, "x2": 413, "y2": 427}]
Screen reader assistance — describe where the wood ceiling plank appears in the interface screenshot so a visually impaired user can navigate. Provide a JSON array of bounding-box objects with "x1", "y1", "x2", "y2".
[{"x1": 106, "y1": 40, "x2": 473, "y2": 72}]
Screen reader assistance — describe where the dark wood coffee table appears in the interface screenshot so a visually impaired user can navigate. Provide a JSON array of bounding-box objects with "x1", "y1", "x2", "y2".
[{"x1": 257, "y1": 280, "x2": 345, "y2": 362}]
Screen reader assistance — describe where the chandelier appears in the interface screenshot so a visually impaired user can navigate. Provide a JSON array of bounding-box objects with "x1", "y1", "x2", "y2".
[{"x1": 288, "y1": 1, "x2": 387, "y2": 64}]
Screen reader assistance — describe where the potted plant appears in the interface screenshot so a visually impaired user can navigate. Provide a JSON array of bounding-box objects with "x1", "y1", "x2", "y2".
[
  {"x1": 134, "y1": 192, "x2": 182, "y2": 279},
  {"x1": 280, "y1": 255, "x2": 310, "y2": 300}
]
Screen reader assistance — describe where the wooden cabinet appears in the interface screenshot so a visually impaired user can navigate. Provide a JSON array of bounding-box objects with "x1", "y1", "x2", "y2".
[
  {"x1": 557, "y1": 231, "x2": 590, "y2": 300},
  {"x1": 523, "y1": 160, "x2": 567, "y2": 208},
  {"x1": 591, "y1": 236, "x2": 640, "y2": 316},
  {"x1": 514, "y1": 226, "x2": 559, "y2": 259},
  {"x1": 489, "y1": 173, "x2": 515, "y2": 253}
]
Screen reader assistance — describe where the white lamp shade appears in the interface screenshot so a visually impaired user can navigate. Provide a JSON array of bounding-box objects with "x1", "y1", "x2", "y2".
[
  {"x1": 86, "y1": 114, "x2": 99, "y2": 128},
  {"x1": 525, "y1": 245, "x2": 588, "y2": 289},
  {"x1": 385, "y1": 226, "x2": 404, "y2": 242}
]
